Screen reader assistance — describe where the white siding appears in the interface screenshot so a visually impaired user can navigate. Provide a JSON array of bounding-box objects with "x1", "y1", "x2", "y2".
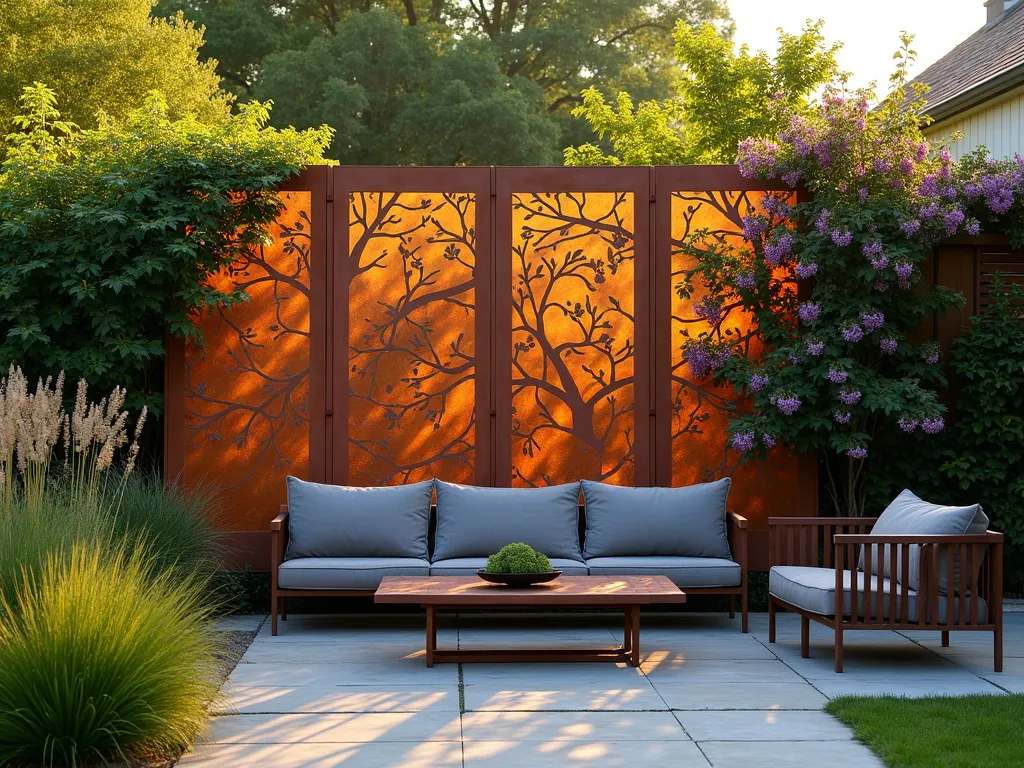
[{"x1": 924, "y1": 85, "x2": 1024, "y2": 160}]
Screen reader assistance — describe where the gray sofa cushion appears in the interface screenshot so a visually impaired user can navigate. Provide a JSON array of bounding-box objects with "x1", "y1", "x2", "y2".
[
  {"x1": 580, "y1": 479, "x2": 732, "y2": 559},
  {"x1": 585, "y1": 556, "x2": 741, "y2": 587},
  {"x1": 285, "y1": 476, "x2": 433, "y2": 560},
  {"x1": 278, "y1": 557, "x2": 430, "y2": 590},
  {"x1": 429, "y1": 557, "x2": 589, "y2": 576},
  {"x1": 769, "y1": 565, "x2": 987, "y2": 624},
  {"x1": 432, "y1": 481, "x2": 583, "y2": 561},
  {"x1": 860, "y1": 489, "x2": 988, "y2": 592}
]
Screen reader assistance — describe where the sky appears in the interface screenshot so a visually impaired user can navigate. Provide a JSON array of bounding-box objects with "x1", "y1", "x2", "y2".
[{"x1": 728, "y1": 0, "x2": 988, "y2": 95}]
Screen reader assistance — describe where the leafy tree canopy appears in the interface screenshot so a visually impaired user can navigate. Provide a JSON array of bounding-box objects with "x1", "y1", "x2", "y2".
[
  {"x1": 160, "y1": 0, "x2": 733, "y2": 163},
  {"x1": 566, "y1": 20, "x2": 842, "y2": 166},
  {"x1": 0, "y1": 84, "x2": 332, "y2": 412},
  {"x1": 251, "y1": 9, "x2": 560, "y2": 164},
  {"x1": 0, "y1": 0, "x2": 231, "y2": 133}
]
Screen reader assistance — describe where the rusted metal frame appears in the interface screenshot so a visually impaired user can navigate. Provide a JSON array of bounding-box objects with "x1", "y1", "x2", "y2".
[
  {"x1": 495, "y1": 166, "x2": 652, "y2": 486},
  {"x1": 330, "y1": 167, "x2": 492, "y2": 486}
]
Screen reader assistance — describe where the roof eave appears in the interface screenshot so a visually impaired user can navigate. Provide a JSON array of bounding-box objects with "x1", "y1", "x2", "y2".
[{"x1": 922, "y1": 61, "x2": 1024, "y2": 124}]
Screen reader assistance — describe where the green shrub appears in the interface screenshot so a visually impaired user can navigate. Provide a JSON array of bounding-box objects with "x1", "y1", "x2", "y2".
[
  {"x1": 485, "y1": 543, "x2": 552, "y2": 574},
  {"x1": 109, "y1": 472, "x2": 223, "y2": 583},
  {"x1": 941, "y1": 277, "x2": 1024, "y2": 590},
  {"x1": 0, "y1": 541, "x2": 219, "y2": 766}
]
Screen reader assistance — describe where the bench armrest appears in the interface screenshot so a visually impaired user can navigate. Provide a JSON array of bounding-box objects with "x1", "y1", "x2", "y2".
[
  {"x1": 833, "y1": 532, "x2": 1003, "y2": 545},
  {"x1": 769, "y1": 516, "x2": 878, "y2": 569},
  {"x1": 271, "y1": 509, "x2": 289, "y2": 531}
]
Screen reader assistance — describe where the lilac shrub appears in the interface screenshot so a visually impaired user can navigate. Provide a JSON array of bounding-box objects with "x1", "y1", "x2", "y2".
[{"x1": 678, "y1": 39, "x2": 981, "y2": 516}]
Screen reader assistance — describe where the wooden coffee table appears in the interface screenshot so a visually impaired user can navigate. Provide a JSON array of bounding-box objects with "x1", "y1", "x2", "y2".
[{"x1": 375, "y1": 575, "x2": 686, "y2": 667}]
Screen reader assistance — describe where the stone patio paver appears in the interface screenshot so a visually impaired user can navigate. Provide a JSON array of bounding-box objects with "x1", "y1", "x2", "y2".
[{"x1": 180, "y1": 612, "x2": 1023, "y2": 767}]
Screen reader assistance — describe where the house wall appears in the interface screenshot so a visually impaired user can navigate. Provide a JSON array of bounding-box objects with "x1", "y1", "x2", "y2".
[{"x1": 925, "y1": 84, "x2": 1024, "y2": 160}]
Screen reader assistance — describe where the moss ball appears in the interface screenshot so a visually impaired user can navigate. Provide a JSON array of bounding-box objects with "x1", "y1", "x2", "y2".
[{"x1": 484, "y1": 543, "x2": 551, "y2": 574}]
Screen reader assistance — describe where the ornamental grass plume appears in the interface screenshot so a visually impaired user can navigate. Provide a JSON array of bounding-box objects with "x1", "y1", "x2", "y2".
[{"x1": 0, "y1": 365, "x2": 146, "y2": 514}]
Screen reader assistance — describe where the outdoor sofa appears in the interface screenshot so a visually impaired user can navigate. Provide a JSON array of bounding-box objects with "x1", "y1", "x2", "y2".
[
  {"x1": 767, "y1": 490, "x2": 1004, "y2": 672},
  {"x1": 270, "y1": 477, "x2": 749, "y2": 635}
]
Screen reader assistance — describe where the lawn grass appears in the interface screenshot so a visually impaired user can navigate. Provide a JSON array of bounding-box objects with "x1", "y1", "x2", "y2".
[{"x1": 826, "y1": 695, "x2": 1024, "y2": 768}]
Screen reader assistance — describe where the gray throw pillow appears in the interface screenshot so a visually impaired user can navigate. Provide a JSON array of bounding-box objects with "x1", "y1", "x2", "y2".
[
  {"x1": 859, "y1": 489, "x2": 988, "y2": 593},
  {"x1": 284, "y1": 476, "x2": 433, "y2": 560},
  {"x1": 581, "y1": 479, "x2": 732, "y2": 559},
  {"x1": 432, "y1": 481, "x2": 583, "y2": 561}
]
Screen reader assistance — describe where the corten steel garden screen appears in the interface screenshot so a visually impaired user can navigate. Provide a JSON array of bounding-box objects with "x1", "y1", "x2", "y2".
[{"x1": 164, "y1": 166, "x2": 818, "y2": 568}]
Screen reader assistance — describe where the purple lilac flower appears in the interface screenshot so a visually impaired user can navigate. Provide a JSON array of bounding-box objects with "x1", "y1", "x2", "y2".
[
  {"x1": 980, "y1": 174, "x2": 1015, "y2": 214},
  {"x1": 871, "y1": 255, "x2": 889, "y2": 270},
  {"x1": 898, "y1": 417, "x2": 918, "y2": 433},
  {"x1": 684, "y1": 340, "x2": 729, "y2": 379},
  {"x1": 872, "y1": 158, "x2": 890, "y2": 174},
  {"x1": 916, "y1": 142, "x2": 929, "y2": 161},
  {"x1": 814, "y1": 141, "x2": 831, "y2": 167},
  {"x1": 764, "y1": 233, "x2": 794, "y2": 265},
  {"x1": 880, "y1": 337, "x2": 899, "y2": 354},
  {"x1": 694, "y1": 298, "x2": 723, "y2": 325},
  {"x1": 861, "y1": 312, "x2": 885, "y2": 331},
  {"x1": 843, "y1": 324, "x2": 864, "y2": 343},
  {"x1": 761, "y1": 196, "x2": 792, "y2": 219},
  {"x1": 899, "y1": 157, "x2": 915, "y2": 176},
  {"x1": 840, "y1": 389, "x2": 862, "y2": 405},
  {"x1": 742, "y1": 216, "x2": 767, "y2": 240},
  {"x1": 859, "y1": 187, "x2": 869, "y2": 202},
  {"x1": 898, "y1": 276, "x2": 911, "y2": 289},
  {"x1": 895, "y1": 263, "x2": 913, "y2": 281},
  {"x1": 847, "y1": 446, "x2": 868, "y2": 459},
  {"x1": 762, "y1": 433, "x2": 777, "y2": 449},
  {"x1": 831, "y1": 229, "x2": 853, "y2": 247},
  {"x1": 941, "y1": 186, "x2": 958, "y2": 200},
  {"x1": 833, "y1": 411, "x2": 852, "y2": 424},
  {"x1": 805, "y1": 340, "x2": 824, "y2": 356},
  {"x1": 965, "y1": 219, "x2": 981, "y2": 235},
  {"x1": 924, "y1": 349, "x2": 940, "y2": 365},
  {"x1": 900, "y1": 219, "x2": 921, "y2": 236},
  {"x1": 731, "y1": 432, "x2": 756, "y2": 452},
  {"x1": 776, "y1": 395, "x2": 802, "y2": 415},
  {"x1": 789, "y1": 352, "x2": 802, "y2": 365},
  {"x1": 749, "y1": 373, "x2": 770, "y2": 392},
  {"x1": 862, "y1": 241, "x2": 883, "y2": 258},
  {"x1": 917, "y1": 174, "x2": 939, "y2": 198},
  {"x1": 943, "y1": 208, "x2": 965, "y2": 234},
  {"x1": 782, "y1": 170, "x2": 803, "y2": 187},
  {"x1": 737, "y1": 139, "x2": 780, "y2": 178},
  {"x1": 875, "y1": 280, "x2": 889, "y2": 292},
  {"x1": 920, "y1": 202, "x2": 942, "y2": 219},
  {"x1": 814, "y1": 209, "x2": 831, "y2": 234},
  {"x1": 827, "y1": 368, "x2": 848, "y2": 384},
  {"x1": 796, "y1": 261, "x2": 819, "y2": 279},
  {"x1": 799, "y1": 302, "x2": 822, "y2": 325},
  {"x1": 922, "y1": 417, "x2": 945, "y2": 434},
  {"x1": 735, "y1": 272, "x2": 756, "y2": 290}
]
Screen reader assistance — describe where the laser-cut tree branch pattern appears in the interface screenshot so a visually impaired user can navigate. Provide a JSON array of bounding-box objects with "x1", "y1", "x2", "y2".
[
  {"x1": 511, "y1": 191, "x2": 636, "y2": 486},
  {"x1": 184, "y1": 193, "x2": 312, "y2": 509},
  {"x1": 670, "y1": 189, "x2": 795, "y2": 484},
  {"x1": 347, "y1": 192, "x2": 477, "y2": 486}
]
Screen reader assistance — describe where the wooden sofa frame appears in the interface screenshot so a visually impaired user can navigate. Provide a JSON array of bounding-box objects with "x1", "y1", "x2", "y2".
[
  {"x1": 767, "y1": 516, "x2": 1003, "y2": 673},
  {"x1": 270, "y1": 505, "x2": 750, "y2": 635}
]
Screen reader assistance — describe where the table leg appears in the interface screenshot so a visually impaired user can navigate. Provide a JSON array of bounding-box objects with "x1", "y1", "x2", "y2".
[
  {"x1": 629, "y1": 606, "x2": 640, "y2": 667},
  {"x1": 425, "y1": 605, "x2": 436, "y2": 668},
  {"x1": 623, "y1": 607, "x2": 632, "y2": 653}
]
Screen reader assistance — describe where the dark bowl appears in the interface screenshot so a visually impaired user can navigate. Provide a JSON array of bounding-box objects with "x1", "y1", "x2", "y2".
[{"x1": 476, "y1": 570, "x2": 562, "y2": 587}]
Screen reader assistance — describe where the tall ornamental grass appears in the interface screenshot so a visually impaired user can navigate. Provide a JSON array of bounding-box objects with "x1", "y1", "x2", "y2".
[
  {"x1": 0, "y1": 542, "x2": 219, "y2": 767},
  {"x1": 0, "y1": 364, "x2": 225, "y2": 766}
]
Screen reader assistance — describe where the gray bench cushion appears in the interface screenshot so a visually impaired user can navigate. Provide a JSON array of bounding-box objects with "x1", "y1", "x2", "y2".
[
  {"x1": 861, "y1": 489, "x2": 988, "y2": 592},
  {"x1": 585, "y1": 556, "x2": 741, "y2": 587},
  {"x1": 285, "y1": 476, "x2": 433, "y2": 560},
  {"x1": 278, "y1": 557, "x2": 430, "y2": 590},
  {"x1": 429, "y1": 557, "x2": 588, "y2": 576},
  {"x1": 581, "y1": 479, "x2": 732, "y2": 559},
  {"x1": 770, "y1": 565, "x2": 987, "y2": 624},
  {"x1": 433, "y1": 481, "x2": 583, "y2": 561}
]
